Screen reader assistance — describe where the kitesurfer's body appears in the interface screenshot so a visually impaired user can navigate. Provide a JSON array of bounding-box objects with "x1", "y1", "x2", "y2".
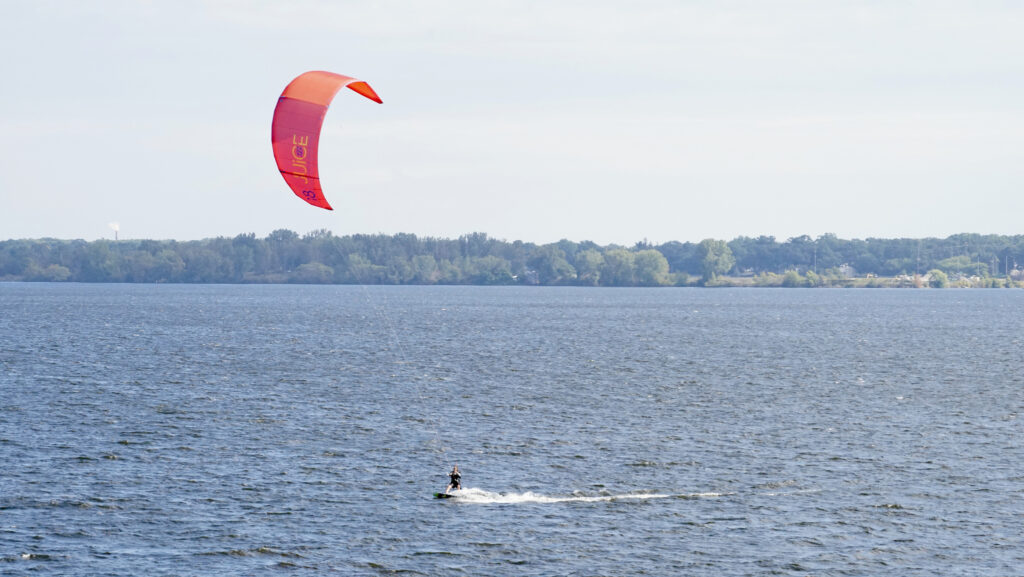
[{"x1": 445, "y1": 465, "x2": 462, "y2": 494}]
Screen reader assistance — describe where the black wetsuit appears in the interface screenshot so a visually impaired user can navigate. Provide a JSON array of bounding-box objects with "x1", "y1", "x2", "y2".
[{"x1": 448, "y1": 471, "x2": 461, "y2": 490}]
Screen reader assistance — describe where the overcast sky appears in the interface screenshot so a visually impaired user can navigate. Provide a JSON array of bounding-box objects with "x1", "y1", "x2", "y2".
[{"x1": 2, "y1": 1, "x2": 1022, "y2": 245}]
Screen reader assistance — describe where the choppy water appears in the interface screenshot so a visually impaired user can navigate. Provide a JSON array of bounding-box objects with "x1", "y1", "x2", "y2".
[{"x1": 1, "y1": 284, "x2": 1021, "y2": 576}]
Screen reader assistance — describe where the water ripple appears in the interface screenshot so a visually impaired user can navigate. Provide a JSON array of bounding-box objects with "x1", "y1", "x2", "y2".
[{"x1": 2, "y1": 285, "x2": 1021, "y2": 576}]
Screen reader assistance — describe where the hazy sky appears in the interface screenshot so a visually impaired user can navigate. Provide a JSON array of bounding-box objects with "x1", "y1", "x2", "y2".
[{"x1": 2, "y1": 1, "x2": 1022, "y2": 245}]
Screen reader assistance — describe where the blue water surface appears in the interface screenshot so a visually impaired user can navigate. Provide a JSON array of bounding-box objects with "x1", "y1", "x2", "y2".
[{"x1": 1, "y1": 284, "x2": 1021, "y2": 575}]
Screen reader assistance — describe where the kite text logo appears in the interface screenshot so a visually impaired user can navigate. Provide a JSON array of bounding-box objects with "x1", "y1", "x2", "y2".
[{"x1": 290, "y1": 135, "x2": 310, "y2": 184}]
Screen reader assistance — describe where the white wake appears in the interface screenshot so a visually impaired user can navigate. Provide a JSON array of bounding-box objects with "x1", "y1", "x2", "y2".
[{"x1": 444, "y1": 487, "x2": 726, "y2": 504}]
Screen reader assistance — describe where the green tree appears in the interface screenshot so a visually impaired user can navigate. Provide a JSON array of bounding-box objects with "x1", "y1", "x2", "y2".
[
  {"x1": 459, "y1": 232, "x2": 496, "y2": 258},
  {"x1": 292, "y1": 262, "x2": 334, "y2": 283},
  {"x1": 601, "y1": 249, "x2": 635, "y2": 286},
  {"x1": 696, "y1": 239, "x2": 735, "y2": 284},
  {"x1": 464, "y1": 256, "x2": 513, "y2": 285},
  {"x1": 410, "y1": 255, "x2": 439, "y2": 284},
  {"x1": 122, "y1": 250, "x2": 156, "y2": 282},
  {"x1": 37, "y1": 264, "x2": 72, "y2": 281},
  {"x1": 781, "y1": 270, "x2": 805, "y2": 287},
  {"x1": 343, "y1": 254, "x2": 386, "y2": 284},
  {"x1": 81, "y1": 241, "x2": 123, "y2": 282},
  {"x1": 729, "y1": 235, "x2": 778, "y2": 273},
  {"x1": 153, "y1": 249, "x2": 185, "y2": 282},
  {"x1": 656, "y1": 241, "x2": 699, "y2": 275},
  {"x1": 633, "y1": 249, "x2": 670, "y2": 286},
  {"x1": 574, "y1": 249, "x2": 604, "y2": 286},
  {"x1": 529, "y1": 245, "x2": 576, "y2": 284},
  {"x1": 671, "y1": 272, "x2": 690, "y2": 286},
  {"x1": 181, "y1": 247, "x2": 233, "y2": 282},
  {"x1": 266, "y1": 229, "x2": 307, "y2": 272},
  {"x1": 927, "y1": 269, "x2": 949, "y2": 288},
  {"x1": 437, "y1": 258, "x2": 462, "y2": 283},
  {"x1": 805, "y1": 270, "x2": 823, "y2": 287}
]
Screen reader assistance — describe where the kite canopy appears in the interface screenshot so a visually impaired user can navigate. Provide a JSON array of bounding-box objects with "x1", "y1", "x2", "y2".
[{"x1": 271, "y1": 71, "x2": 382, "y2": 210}]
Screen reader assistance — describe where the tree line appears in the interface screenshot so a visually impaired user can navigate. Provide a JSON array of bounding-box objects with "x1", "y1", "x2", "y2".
[{"x1": 2, "y1": 231, "x2": 1023, "y2": 286}]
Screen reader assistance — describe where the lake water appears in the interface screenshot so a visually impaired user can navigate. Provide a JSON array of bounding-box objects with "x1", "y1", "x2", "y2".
[{"x1": 1, "y1": 284, "x2": 1021, "y2": 576}]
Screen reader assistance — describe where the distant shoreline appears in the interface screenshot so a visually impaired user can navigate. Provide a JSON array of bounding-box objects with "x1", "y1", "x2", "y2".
[
  {"x1": 2, "y1": 277, "x2": 1020, "y2": 288},
  {"x1": 3, "y1": 232, "x2": 1022, "y2": 288}
]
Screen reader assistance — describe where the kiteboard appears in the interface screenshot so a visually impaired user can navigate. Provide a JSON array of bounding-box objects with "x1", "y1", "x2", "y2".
[{"x1": 433, "y1": 493, "x2": 455, "y2": 499}]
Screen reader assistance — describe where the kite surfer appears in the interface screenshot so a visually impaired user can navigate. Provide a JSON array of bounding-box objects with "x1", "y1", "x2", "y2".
[{"x1": 445, "y1": 465, "x2": 462, "y2": 494}]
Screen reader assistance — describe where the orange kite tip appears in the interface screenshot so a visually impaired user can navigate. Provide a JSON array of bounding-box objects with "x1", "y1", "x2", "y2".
[{"x1": 347, "y1": 81, "x2": 383, "y2": 104}]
